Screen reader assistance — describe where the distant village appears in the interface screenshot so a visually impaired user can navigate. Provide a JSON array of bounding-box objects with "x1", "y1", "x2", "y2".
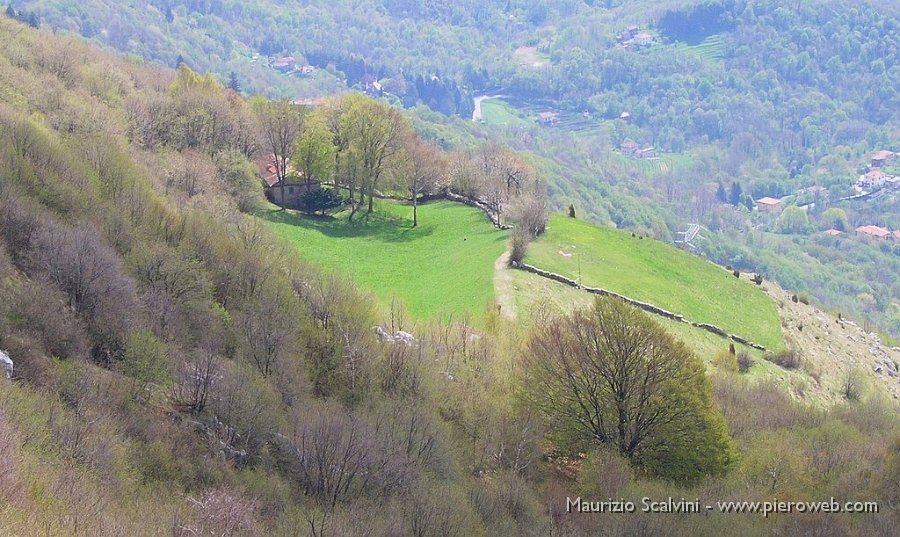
[
  {"x1": 616, "y1": 25, "x2": 656, "y2": 49},
  {"x1": 254, "y1": 53, "x2": 385, "y2": 99},
  {"x1": 753, "y1": 149, "x2": 899, "y2": 241}
]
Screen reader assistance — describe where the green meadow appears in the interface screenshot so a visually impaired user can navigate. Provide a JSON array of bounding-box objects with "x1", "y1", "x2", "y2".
[
  {"x1": 262, "y1": 200, "x2": 508, "y2": 321},
  {"x1": 526, "y1": 214, "x2": 784, "y2": 350}
]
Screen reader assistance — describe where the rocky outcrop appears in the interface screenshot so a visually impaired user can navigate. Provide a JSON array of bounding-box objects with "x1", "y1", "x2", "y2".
[
  {"x1": 374, "y1": 326, "x2": 417, "y2": 346},
  {"x1": 0, "y1": 350, "x2": 12, "y2": 380},
  {"x1": 513, "y1": 262, "x2": 768, "y2": 351}
]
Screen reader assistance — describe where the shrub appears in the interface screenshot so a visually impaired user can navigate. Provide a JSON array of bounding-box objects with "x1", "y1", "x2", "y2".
[
  {"x1": 752, "y1": 273, "x2": 763, "y2": 285},
  {"x1": 568, "y1": 204, "x2": 576, "y2": 218},
  {"x1": 791, "y1": 294, "x2": 799, "y2": 303},
  {"x1": 509, "y1": 228, "x2": 530, "y2": 265},
  {"x1": 766, "y1": 348, "x2": 801, "y2": 370},
  {"x1": 298, "y1": 187, "x2": 343, "y2": 216},
  {"x1": 577, "y1": 449, "x2": 633, "y2": 498},
  {"x1": 714, "y1": 350, "x2": 739, "y2": 372},
  {"x1": 732, "y1": 269, "x2": 740, "y2": 278},
  {"x1": 121, "y1": 329, "x2": 172, "y2": 400},
  {"x1": 797, "y1": 292, "x2": 810, "y2": 305},
  {"x1": 507, "y1": 192, "x2": 549, "y2": 237},
  {"x1": 736, "y1": 351, "x2": 754, "y2": 373},
  {"x1": 842, "y1": 369, "x2": 863, "y2": 401}
]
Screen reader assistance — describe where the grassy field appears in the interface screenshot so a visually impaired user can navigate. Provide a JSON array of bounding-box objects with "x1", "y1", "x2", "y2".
[
  {"x1": 606, "y1": 150, "x2": 692, "y2": 176},
  {"x1": 526, "y1": 214, "x2": 784, "y2": 350},
  {"x1": 671, "y1": 34, "x2": 726, "y2": 61},
  {"x1": 480, "y1": 98, "x2": 532, "y2": 127},
  {"x1": 263, "y1": 200, "x2": 508, "y2": 321},
  {"x1": 508, "y1": 268, "x2": 762, "y2": 360}
]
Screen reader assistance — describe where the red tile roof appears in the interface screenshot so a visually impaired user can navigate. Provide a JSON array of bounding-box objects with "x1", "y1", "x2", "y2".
[{"x1": 856, "y1": 225, "x2": 891, "y2": 238}]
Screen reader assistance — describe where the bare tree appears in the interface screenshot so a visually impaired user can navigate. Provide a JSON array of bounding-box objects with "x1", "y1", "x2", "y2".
[
  {"x1": 398, "y1": 135, "x2": 446, "y2": 226},
  {"x1": 255, "y1": 100, "x2": 304, "y2": 210}
]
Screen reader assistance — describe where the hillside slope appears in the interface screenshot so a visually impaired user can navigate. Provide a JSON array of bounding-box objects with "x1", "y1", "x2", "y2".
[{"x1": 526, "y1": 214, "x2": 784, "y2": 350}]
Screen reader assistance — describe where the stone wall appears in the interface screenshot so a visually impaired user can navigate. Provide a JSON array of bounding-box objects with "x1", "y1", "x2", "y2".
[{"x1": 514, "y1": 262, "x2": 768, "y2": 351}]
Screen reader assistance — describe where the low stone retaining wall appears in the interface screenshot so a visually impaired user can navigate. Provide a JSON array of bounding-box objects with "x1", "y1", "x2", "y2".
[
  {"x1": 444, "y1": 192, "x2": 511, "y2": 229},
  {"x1": 514, "y1": 262, "x2": 768, "y2": 352},
  {"x1": 324, "y1": 184, "x2": 510, "y2": 230}
]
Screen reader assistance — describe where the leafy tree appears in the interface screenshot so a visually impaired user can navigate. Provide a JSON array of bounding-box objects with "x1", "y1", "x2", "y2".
[
  {"x1": 122, "y1": 329, "x2": 172, "y2": 400},
  {"x1": 820, "y1": 207, "x2": 848, "y2": 231},
  {"x1": 298, "y1": 188, "x2": 344, "y2": 216},
  {"x1": 340, "y1": 94, "x2": 408, "y2": 216},
  {"x1": 776, "y1": 205, "x2": 811, "y2": 234},
  {"x1": 523, "y1": 297, "x2": 734, "y2": 482},
  {"x1": 293, "y1": 112, "x2": 335, "y2": 187}
]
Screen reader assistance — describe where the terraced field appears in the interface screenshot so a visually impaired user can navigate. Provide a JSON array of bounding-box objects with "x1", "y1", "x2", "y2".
[{"x1": 672, "y1": 34, "x2": 726, "y2": 61}]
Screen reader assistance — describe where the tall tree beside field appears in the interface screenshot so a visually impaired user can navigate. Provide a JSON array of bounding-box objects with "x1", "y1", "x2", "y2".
[
  {"x1": 340, "y1": 95, "x2": 408, "y2": 216},
  {"x1": 254, "y1": 98, "x2": 305, "y2": 210},
  {"x1": 397, "y1": 135, "x2": 446, "y2": 226},
  {"x1": 523, "y1": 297, "x2": 734, "y2": 483},
  {"x1": 293, "y1": 112, "x2": 336, "y2": 187}
]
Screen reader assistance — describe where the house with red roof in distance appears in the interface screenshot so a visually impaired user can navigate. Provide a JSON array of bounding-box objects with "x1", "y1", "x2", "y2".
[
  {"x1": 633, "y1": 32, "x2": 654, "y2": 46},
  {"x1": 870, "y1": 150, "x2": 894, "y2": 168},
  {"x1": 857, "y1": 170, "x2": 888, "y2": 190},
  {"x1": 755, "y1": 197, "x2": 784, "y2": 214},
  {"x1": 620, "y1": 139, "x2": 639, "y2": 156},
  {"x1": 272, "y1": 56, "x2": 296, "y2": 73},
  {"x1": 823, "y1": 229, "x2": 842, "y2": 236},
  {"x1": 537, "y1": 111, "x2": 560, "y2": 126},
  {"x1": 855, "y1": 225, "x2": 891, "y2": 240}
]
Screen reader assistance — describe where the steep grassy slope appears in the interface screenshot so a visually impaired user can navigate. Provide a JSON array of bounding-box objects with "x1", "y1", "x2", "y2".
[
  {"x1": 263, "y1": 200, "x2": 508, "y2": 321},
  {"x1": 526, "y1": 214, "x2": 784, "y2": 350}
]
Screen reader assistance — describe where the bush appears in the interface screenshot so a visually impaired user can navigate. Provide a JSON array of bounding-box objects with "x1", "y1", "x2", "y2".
[
  {"x1": 752, "y1": 273, "x2": 763, "y2": 285},
  {"x1": 121, "y1": 329, "x2": 172, "y2": 399},
  {"x1": 732, "y1": 270, "x2": 740, "y2": 278},
  {"x1": 714, "y1": 350, "x2": 738, "y2": 372},
  {"x1": 766, "y1": 348, "x2": 801, "y2": 370},
  {"x1": 736, "y1": 351, "x2": 754, "y2": 373},
  {"x1": 509, "y1": 228, "x2": 530, "y2": 265},
  {"x1": 507, "y1": 192, "x2": 549, "y2": 237},
  {"x1": 797, "y1": 292, "x2": 810, "y2": 305},
  {"x1": 568, "y1": 204, "x2": 576, "y2": 218},
  {"x1": 298, "y1": 187, "x2": 343, "y2": 216},
  {"x1": 842, "y1": 368, "x2": 863, "y2": 401}
]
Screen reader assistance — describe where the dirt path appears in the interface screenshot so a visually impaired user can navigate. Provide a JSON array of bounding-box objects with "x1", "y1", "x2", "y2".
[{"x1": 493, "y1": 250, "x2": 517, "y2": 320}]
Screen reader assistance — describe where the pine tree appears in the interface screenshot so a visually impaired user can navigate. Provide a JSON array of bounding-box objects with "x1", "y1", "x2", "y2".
[
  {"x1": 228, "y1": 71, "x2": 241, "y2": 92},
  {"x1": 716, "y1": 181, "x2": 727, "y2": 203},
  {"x1": 729, "y1": 182, "x2": 742, "y2": 206}
]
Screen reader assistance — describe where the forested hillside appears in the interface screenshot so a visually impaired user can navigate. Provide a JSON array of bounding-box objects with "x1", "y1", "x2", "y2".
[{"x1": 0, "y1": 8, "x2": 898, "y2": 537}]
